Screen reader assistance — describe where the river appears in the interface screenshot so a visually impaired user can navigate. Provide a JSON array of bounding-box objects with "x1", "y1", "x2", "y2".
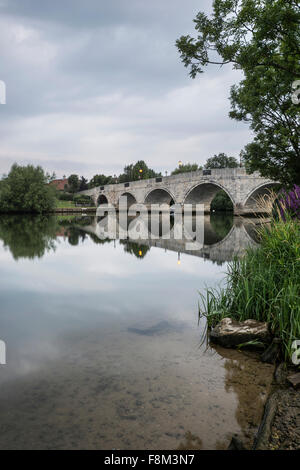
[{"x1": 0, "y1": 213, "x2": 274, "y2": 450}]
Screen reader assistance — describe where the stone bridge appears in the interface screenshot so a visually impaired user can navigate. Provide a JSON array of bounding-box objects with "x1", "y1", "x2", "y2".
[{"x1": 79, "y1": 168, "x2": 279, "y2": 215}]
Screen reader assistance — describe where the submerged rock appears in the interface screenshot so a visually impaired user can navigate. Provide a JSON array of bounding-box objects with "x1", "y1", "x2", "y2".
[
  {"x1": 210, "y1": 317, "x2": 271, "y2": 349},
  {"x1": 128, "y1": 320, "x2": 173, "y2": 336}
]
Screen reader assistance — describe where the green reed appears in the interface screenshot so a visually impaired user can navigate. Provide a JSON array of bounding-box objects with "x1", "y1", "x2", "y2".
[{"x1": 199, "y1": 216, "x2": 300, "y2": 362}]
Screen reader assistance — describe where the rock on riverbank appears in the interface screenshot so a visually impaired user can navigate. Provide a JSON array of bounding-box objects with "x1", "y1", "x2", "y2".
[{"x1": 210, "y1": 317, "x2": 271, "y2": 348}]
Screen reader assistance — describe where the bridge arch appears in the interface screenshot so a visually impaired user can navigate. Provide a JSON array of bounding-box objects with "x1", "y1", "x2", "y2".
[
  {"x1": 144, "y1": 188, "x2": 176, "y2": 206},
  {"x1": 243, "y1": 182, "x2": 281, "y2": 212},
  {"x1": 183, "y1": 181, "x2": 234, "y2": 212},
  {"x1": 97, "y1": 194, "x2": 109, "y2": 206},
  {"x1": 119, "y1": 192, "x2": 137, "y2": 208}
]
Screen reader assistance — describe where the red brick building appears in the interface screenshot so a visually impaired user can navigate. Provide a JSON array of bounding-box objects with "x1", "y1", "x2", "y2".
[{"x1": 49, "y1": 178, "x2": 69, "y2": 191}]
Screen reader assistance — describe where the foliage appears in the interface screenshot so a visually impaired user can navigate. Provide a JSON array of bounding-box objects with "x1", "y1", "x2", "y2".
[
  {"x1": 67, "y1": 227, "x2": 86, "y2": 246},
  {"x1": 118, "y1": 160, "x2": 161, "y2": 182},
  {"x1": 79, "y1": 176, "x2": 89, "y2": 191},
  {"x1": 73, "y1": 194, "x2": 95, "y2": 206},
  {"x1": 120, "y1": 240, "x2": 150, "y2": 259},
  {"x1": 45, "y1": 171, "x2": 57, "y2": 183},
  {"x1": 176, "y1": 0, "x2": 300, "y2": 186},
  {"x1": 211, "y1": 190, "x2": 234, "y2": 211},
  {"x1": 205, "y1": 153, "x2": 239, "y2": 169},
  {"x1": 88, "y1": 174, "x2": 113, "y2": 189},
  {"x1": 199, "y1": 216, "x2": 300, "y2": 362},
  {"x1": 67, "y1": 174, "x2": 80, "y2": 193},
  {"x1": 171, "y1": 163, "x2": 201, "y2": 175},
  {"x1": 231, "y1": 66, "x2": 300, "y2": 185},
  {"x1": 0, "y1": 164, "x2": 56, "y2": 214},
  {"x1": 57, "y1": 192, "x2": 74, "y2": 201},
  {"x1": 210, "y1": 212, "x2": 234, "y2": 239}
]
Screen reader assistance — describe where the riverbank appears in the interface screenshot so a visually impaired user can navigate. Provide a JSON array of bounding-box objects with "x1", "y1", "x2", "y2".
[
  {"x1": 254, "y1": 364, "x2": 300, "y2": 450},
  {"x1": 200, "y1": 216, "x2": 300, "y2": 363},
  {"x1": 200, "y1": 213, "x2": 300, "y2": 450},
  {"x1": 53, "y1": 207, "x2": 96, "y2": 213}
]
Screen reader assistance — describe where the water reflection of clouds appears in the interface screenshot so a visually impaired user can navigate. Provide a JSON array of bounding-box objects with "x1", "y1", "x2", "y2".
[
  {"x1": 0, "y1": 237, "x2": 225, "y2": 295},
  {"x1": 0, "y1": 235, "x2": 224, "y2": 381},
  {"x1": 0, "y1": 222, "x2": 273, "y2": 449}
]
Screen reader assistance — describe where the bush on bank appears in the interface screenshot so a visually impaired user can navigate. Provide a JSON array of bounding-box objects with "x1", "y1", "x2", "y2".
[
  {"x1": 57, "y1": 192, "x2": 74, "y2": 201},
  {"x1": 199, "y1": 215, "x2": 300, "y2": 363},
  {"x1": 0, "y1": 164, "x2": 56, "y2": 214}
]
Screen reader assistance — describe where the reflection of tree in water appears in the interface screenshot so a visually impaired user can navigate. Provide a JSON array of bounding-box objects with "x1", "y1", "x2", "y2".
[
  {"x1": 0, "y1": 215, "x2": 58, "y2": 260},
  {"x1": 211, "y1": 344, "x2": 274, "y2": 448},
  {"x1": 57, "y1": 215, "x2": 93, "y2": 227},
  {"x1": 209, "y1": 213, "x2": 233, "y2": 241},
  {"x1": 67, "y1": 227, "x2": 87, "y2": 246},
  {"x1": 120, "y1": 240, "x2": 150, "y2": 259},
  {"x1": 87, "y1": 232, "x2": 112, "y2": 246}
]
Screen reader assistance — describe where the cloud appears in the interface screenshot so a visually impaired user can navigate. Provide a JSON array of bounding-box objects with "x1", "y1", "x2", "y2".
[{"x1": 0, "y1": 0, "x2": 252, "y2": 178}]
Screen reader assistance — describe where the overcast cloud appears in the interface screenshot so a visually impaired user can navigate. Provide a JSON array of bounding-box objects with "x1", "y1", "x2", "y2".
[{"x1": 0, "y1": 0, "x2": 252, "y2": 178}]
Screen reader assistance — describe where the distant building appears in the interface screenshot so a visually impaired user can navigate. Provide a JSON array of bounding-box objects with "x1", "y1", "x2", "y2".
[{"x1": 49, "y1": 178, "x2": 69, "y2": 191}]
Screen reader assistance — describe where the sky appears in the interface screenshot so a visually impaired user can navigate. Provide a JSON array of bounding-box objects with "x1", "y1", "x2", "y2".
[{"x1": 0, "y1": 0, "x2": 252, "y2": 179}]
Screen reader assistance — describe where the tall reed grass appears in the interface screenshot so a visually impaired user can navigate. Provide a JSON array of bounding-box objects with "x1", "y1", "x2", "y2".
[{"x1": 199, "y1": 213, "x2": 300, "y2": 362}]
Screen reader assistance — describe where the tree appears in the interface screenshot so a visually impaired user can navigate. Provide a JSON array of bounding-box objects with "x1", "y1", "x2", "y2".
[
  {"x1": 211, "y1": 190, "x2": 234, "y2": 211},
  {"x1": 205, "y1": 153, "x2": 239, "y2": 169},
  {"x1": 0, "y1": 164, "x2": 56, "y2": 214},
  {"x1": 118, "y1": 161, "x2": 161, "y2": 182},
  {"x1": 79, "y1": 176, "x2": 89, "y2": 191},
  {"x1": 45, "y1": 171, "x2": 57, "y2": 183},
  {"x1": 171, "y1": 163, "x2": 201, "y2": 175},
  {"x1": 67, "y1": 174, "x2": 80, "y2": 193},
  {"x1": 88, "y1": 174, "x2": 113, "y2": 188},
  {"x1": 230, "y1": 65, "x2": 300, "y2": 185},
  {"x1": 176, "y1": 0, "x2": 300, "y2": 186}
]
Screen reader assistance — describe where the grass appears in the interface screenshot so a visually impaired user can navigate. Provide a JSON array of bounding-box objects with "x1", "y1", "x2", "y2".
[
  {"x1": 55, "y1": 199, "x2": 75, "y2": 208},
  {"x1": 199, "y1": 215, "x2": 300, "y2": 363}
]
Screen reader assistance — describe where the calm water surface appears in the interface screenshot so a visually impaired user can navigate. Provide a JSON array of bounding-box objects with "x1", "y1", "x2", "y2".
[{"x1": 0, "y1": 214, "x2": 274, "y2": 449}]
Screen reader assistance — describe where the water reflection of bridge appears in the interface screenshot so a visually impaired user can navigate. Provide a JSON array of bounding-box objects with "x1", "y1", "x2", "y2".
[{"x1": 78, "y1": 215, "x2": 260, "y2": 265}]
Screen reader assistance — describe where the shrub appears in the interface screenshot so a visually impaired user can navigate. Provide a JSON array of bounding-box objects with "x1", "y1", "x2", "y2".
[
  {"x1": 58, "y1": 192, "x2": 74, "y2": 201},
  {"x1": 73, "y1": 194, "x2": 94, "y2": 206}
]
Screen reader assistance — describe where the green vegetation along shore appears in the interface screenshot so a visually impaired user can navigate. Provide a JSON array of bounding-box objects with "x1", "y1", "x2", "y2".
[{"x1": 200, "y1": 215, "x2": 300, "y2": 363}]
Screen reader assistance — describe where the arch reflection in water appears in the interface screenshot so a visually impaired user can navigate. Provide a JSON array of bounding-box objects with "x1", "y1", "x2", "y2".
[
  {"x1": 0, "y1": 214, "x2": 261, "y2": 264},
  {"x1": 79, "y1": 213, "x2": 259, "y2": 265}
]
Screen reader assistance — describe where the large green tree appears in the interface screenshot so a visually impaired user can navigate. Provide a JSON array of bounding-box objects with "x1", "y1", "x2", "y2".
[
  {"x1": 0, "y1": 164, "x2": 56, "y2": 213},
  {"x1": 176, "y1": 0, "x2": 300, "y2": 185}
]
